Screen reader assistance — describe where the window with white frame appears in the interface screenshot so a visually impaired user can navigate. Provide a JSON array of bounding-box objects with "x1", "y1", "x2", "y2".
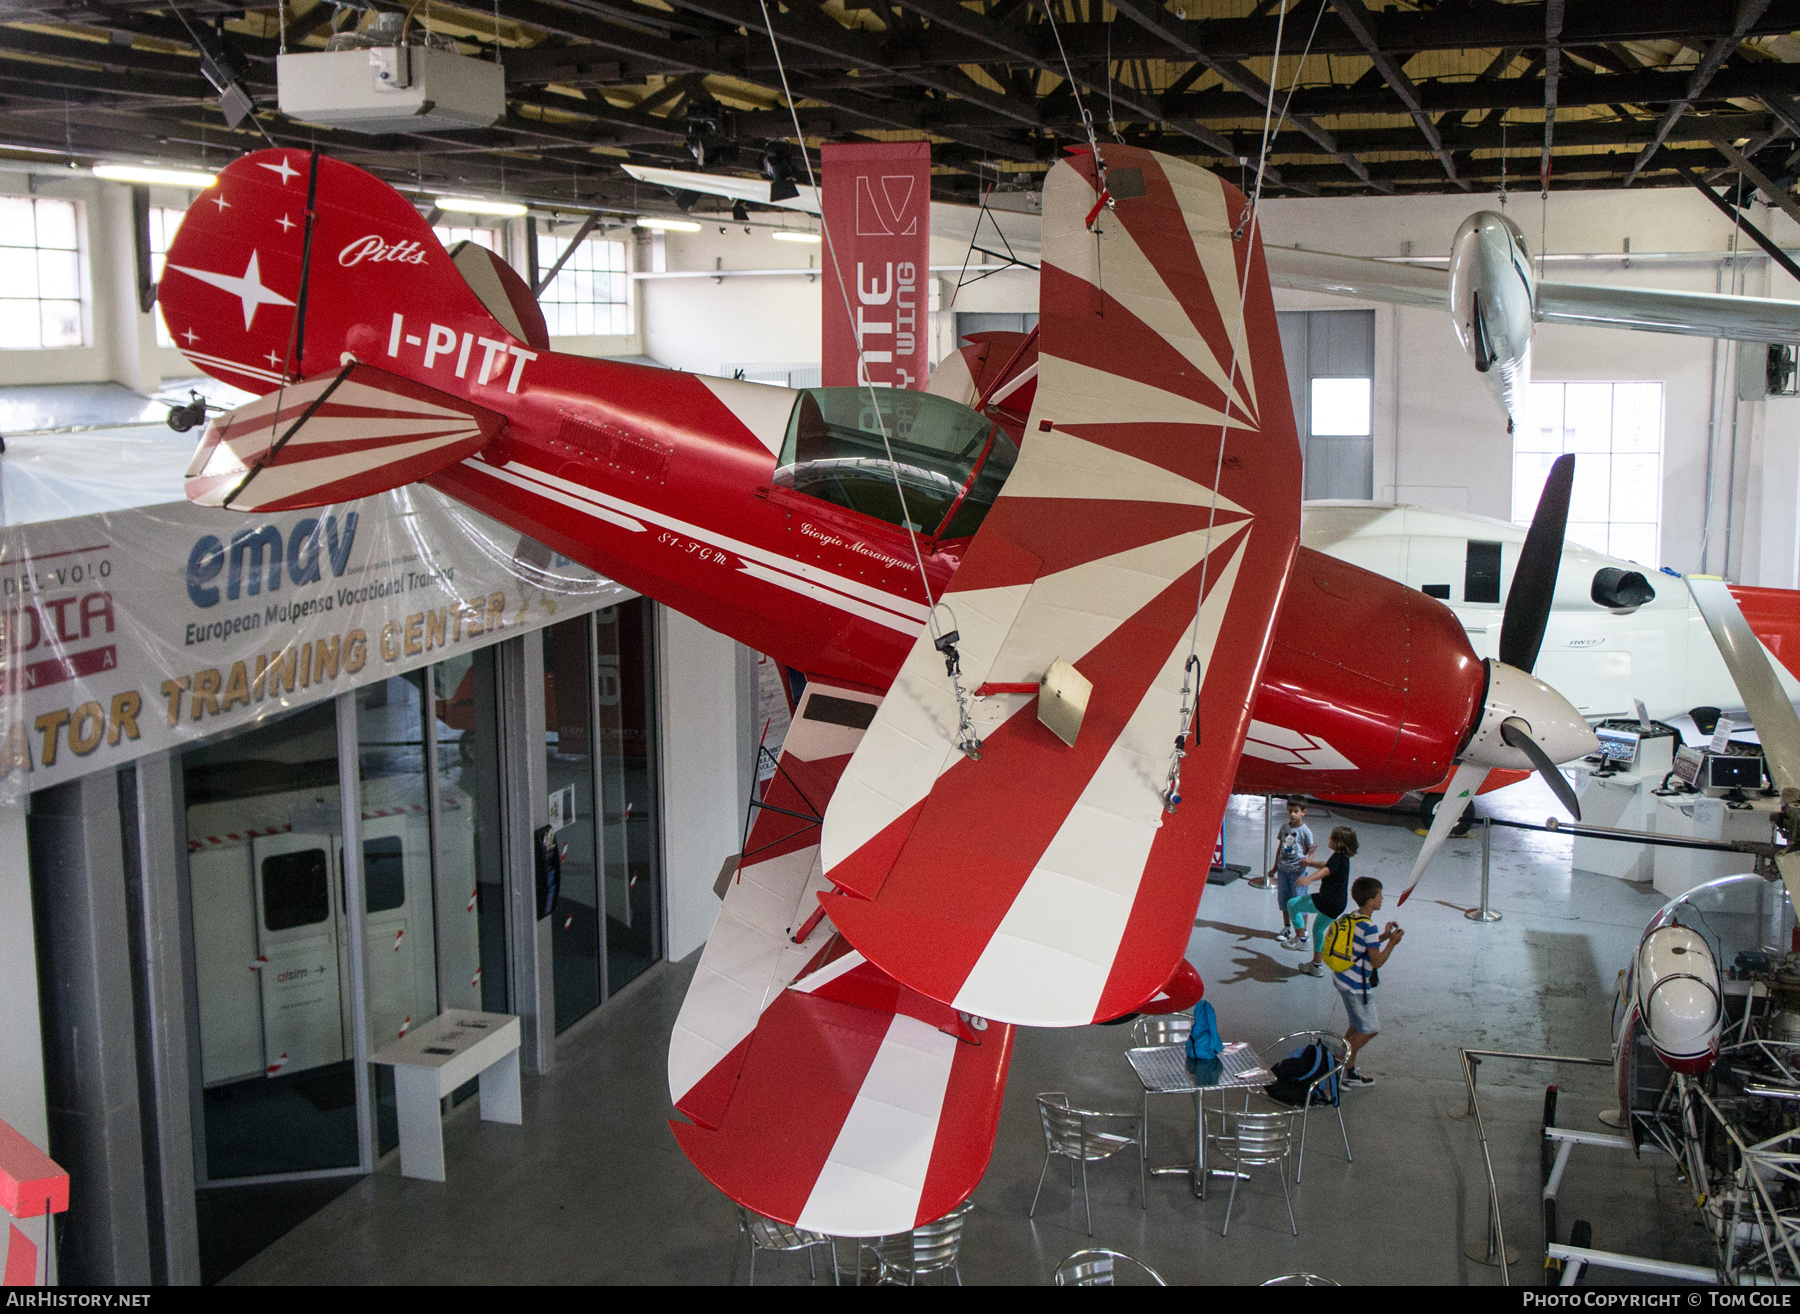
[
  {"x1": 433, "y1": 223, "x2": 498, "y2": 253},
  {"x1": 150, "y1": 206, "x2": 187, "y2": 348},
  {"x1": 0, "y1": 196, "x2": 85, "y2": 350},
  {"x1": 536, "y1": 231, "x2": 631, "y2": 337},
  {"x1": 1514, "y1": 381, "x2": 1663, "y2": 567}
]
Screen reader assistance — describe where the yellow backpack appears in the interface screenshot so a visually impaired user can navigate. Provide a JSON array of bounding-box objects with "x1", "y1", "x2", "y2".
[{"x1": 1321, "y1": 913, "x2": 1367, "y2": 974}]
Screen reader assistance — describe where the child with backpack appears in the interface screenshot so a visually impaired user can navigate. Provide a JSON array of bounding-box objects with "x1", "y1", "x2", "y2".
[
  {"x1": 1322, "y1": 875, "x2": 1404, "y2": 1087},
  {"x1": 1289, "y1": 825, "x2": 1357, "y2": 976}
]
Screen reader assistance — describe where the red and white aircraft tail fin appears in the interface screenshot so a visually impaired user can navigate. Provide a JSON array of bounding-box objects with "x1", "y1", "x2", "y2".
[
  {"x1": 160, "y1": 150, "x2": 546, "y2": 400},
  {"x1": 158, "y1": 149, "x2": 551, "y2": 510}
]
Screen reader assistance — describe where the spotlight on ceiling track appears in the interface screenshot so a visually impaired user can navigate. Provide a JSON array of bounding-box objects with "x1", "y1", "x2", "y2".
[
  {"x1": 434, "y1": 196, "x2": 528, "y2": 217},
  {"x1": 771, "y1": 231, "x2": 820, "y2": 243},
  {"x1": 763, "y1": 143, "x2": 802, "y2": 203},
  {"x1": 92, "y1": 164, "x2": 217, "y2": 188},
  {"x1": 637, "y1": 217, "x2": 702, "y2": 232}
]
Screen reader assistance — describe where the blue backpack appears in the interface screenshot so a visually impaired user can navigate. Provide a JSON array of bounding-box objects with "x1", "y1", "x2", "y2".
[{"x1": 1184, "y1": 999, "x2": 1222, "y2": 1065}]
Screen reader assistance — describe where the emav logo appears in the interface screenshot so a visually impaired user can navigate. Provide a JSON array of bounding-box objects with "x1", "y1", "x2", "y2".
[{"x1": 187, "y1": 514, "x2": 358, "y2": 608}]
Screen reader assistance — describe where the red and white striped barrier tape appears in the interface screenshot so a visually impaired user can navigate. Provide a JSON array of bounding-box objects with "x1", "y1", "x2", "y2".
[
  {"x1": 266, "y1": 1052, "x2": 289, "y2": 1077},
  {"x1": 187, "y1": 803, "x2": 432, "y2": 852}
]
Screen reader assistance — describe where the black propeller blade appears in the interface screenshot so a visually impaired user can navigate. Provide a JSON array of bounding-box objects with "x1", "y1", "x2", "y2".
[
  {"x1": 1500, "y1": 718, "x2": 1582, "y2": 820},
  {"x1": 1499, "y1": 453, "x2": 1574, "y2": 674}
]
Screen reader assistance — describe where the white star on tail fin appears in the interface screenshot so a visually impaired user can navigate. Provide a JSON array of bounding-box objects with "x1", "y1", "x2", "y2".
[{"x1": 167, "y1": 250, "x2": 295, "y2": 330}]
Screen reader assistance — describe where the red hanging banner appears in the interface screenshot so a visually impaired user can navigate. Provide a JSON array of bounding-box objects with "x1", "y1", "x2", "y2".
[{"x1": 821, "y1": 141, "x2": 931, "y2": 390}]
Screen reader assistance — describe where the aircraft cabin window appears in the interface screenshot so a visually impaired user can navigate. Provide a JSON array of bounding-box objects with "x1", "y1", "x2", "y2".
[
  {"x1": 774, "y1": 388, "x2": 1012, "y2": 539},
  {"x1": 363, "y1": 835, "x2": 407, "y2": 913},
  {"x1": 262, "y1": 849, "x2": 331, "y2": 931},
  {"x1": 1464, "y1": 540, "x2": 1503, "y2": 604}
]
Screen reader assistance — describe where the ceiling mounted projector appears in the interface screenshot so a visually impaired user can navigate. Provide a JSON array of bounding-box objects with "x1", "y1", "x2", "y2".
[{"x1": 277, "y1": 14, "x2": 503, "y2": 134}]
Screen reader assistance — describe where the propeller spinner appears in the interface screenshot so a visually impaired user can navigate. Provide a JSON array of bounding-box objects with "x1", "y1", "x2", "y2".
[{"x1": 1397, "y1": 454, "x2": 1598, "y2": 904}]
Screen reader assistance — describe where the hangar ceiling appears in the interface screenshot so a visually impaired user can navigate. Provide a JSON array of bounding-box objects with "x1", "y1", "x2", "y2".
[{"x1": 0, "y1": 0, "x2": 1798, "y2": 218}]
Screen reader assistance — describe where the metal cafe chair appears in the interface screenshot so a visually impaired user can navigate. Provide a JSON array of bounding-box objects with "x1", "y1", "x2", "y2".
[
  {"x1": 1030, "y1": 1092, "x2": 1146, "y2": 1237},
  {"x1": 861, "y1": 1202, "x2": 974, "y2": 1285},
  {"x1": 1128, "y1": 1013, "x2": 1193, "y2": 1167},
  {"x1": 736, "y1": 1205, "x2": 838, "y2": 1285},
  {"x1": 1255, "y1": 1029, "x2": 1353, "y2": 1182},
  {"x1": 1203, "y1": 1107, "x2": 1299, "y2": 1237},
  {"x1": 1054, "y1": 1248, "x2": 1168, "y2": 1286}
]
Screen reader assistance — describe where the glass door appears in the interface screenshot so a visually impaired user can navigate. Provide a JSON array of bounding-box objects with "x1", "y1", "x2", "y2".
[
  {"x1": 183, "y1": 700, "x2": 362, "y2": 1181},
  {"x1": 599, "y1": 600, "x2": 662, "y2": 995},
  {"x1": 545, "y1": 616, "x2": 601, "y2": 1032}
]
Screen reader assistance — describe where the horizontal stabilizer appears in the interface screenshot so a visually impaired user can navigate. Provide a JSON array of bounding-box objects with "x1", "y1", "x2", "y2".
[{"x1": 184, "y1": 361, "x2": 504, "y2": 512}]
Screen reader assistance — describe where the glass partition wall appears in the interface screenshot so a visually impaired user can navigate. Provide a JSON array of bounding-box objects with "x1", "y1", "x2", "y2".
[
  {"x1": 550, "y1": 598, "x2": 662, "y2": 1031},
  {"x1": 184, "y1": 655, "x2": 515, "y2": 1182},
  {"x1": 182, "y1": 607, "x2": 660, "y2": 1232}
]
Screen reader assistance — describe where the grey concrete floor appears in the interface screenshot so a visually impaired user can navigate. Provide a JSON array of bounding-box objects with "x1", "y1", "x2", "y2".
[{"x1": 225, "y1": 782, "x2": 1717, "y2": 1285}]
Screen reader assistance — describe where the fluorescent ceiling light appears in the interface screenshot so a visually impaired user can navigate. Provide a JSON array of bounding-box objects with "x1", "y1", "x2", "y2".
[
  {"x1": 771, "y1": 231, "x2": 821, "y2": 243},
  {"x1": 636, "y1": 217, "x2": 702, "y2": 232},
  {"x1": 435, "y1": 196, "x2": 527, "y2": 217},
  {"x1": 92, "y1": 164, "x2": 216, "y2": 188}
]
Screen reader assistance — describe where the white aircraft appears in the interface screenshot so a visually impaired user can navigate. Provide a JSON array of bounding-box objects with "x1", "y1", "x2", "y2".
[
  {"x1": 1266, "y1": 212, "x2": 1800, "y2": 431},
  {"x1": 1302, "y1": 499, "x2": 1800, "y2": 724},
  {"x1": 627, "y1": 166, "x2": 1800, "y2": 428}
]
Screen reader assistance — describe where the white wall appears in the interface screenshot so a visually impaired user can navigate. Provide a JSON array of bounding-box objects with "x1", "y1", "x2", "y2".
[
  {"x1": 644, "y1": 224, "x2": 824, "y2": 374},
  {"x1": 656, "y1": 606, "x2": 748, "y2": 962},
  {"x1": 0, "y1": 799, "x2": 51, "y2": 1284}
]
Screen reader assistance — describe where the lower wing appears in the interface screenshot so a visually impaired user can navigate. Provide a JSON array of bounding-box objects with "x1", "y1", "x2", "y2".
[{"x1": 666, "y1": 678, "x2": 1014, "y2": 1236}]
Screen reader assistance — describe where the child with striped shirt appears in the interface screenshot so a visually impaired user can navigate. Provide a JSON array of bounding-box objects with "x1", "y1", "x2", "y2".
[{"x1": 1334, "y1": 875, "x2": 1404, "y2": 1087}]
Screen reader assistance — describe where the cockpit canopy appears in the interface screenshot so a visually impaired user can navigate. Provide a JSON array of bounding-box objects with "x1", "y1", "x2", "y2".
[{"x1": 773, "y1": 387, "x2": 1017, "y2": 540}]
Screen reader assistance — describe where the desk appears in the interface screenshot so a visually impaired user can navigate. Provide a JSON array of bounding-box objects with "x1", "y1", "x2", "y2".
[
  {"x1": 1650, "y1": 794, "x2": 1779, "y2": 898},
  {"x1": 370, "y1": 1010, "x2": 521, "y2": 1182},
  {"x1": 1128, "y1": 1043, "x2": 1273, "y2": 1199},
  {"x1": 1571, "y1": 735, "x2": 1675, "y2": 883}
]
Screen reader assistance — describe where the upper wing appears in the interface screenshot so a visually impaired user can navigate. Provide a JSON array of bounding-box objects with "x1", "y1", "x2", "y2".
[
  {"x1": 1536, "y1": 281, "x2": 1800, "y2": 344},
  {"x1": 667, "y1": 678, "x2": 1014, "y2": 1236},
  {"x1": 1265, "y1": 245, "x2": 1450, "y2": 310},
  {"x1": 1265, "y1": 243, "x2": 1800, "y2": 345},
  {"x1": 816, "y1": 147, "x2": 1304, "y2": 1028}
]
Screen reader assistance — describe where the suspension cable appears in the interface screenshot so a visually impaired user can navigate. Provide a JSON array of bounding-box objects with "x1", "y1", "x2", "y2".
[
  {"x1": 1163, "y1": 0, "x2": 1296, "y2": 812},
  {"x1": 756, "y1": 0, "x2": 985, "y2": 758}
]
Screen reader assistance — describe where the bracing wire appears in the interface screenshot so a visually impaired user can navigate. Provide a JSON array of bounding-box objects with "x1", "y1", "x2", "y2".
[
  {"x1": 1041, "y1": 0, "x2": 1102, "y2": 165},
  {"x1": 756, "y1": 0, "x2": 986, "y2": 758},
  {"x1": 1162, "y1": 0, "x2": 1298, "y2": 812}
]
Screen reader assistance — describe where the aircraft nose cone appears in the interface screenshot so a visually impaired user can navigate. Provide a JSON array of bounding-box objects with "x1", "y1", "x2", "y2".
[{"x1": 1463, "y1": 660, "x2": 1598, "y2": 770}]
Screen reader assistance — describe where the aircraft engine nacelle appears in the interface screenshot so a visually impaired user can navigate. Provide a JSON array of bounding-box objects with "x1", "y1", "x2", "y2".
[
  {"x1": 1634, "y1": 925, "x2": 1723, "y2": 1074},
  {"x1": 1448, "y1": 212, "x2": 1537, "y2": 431}
]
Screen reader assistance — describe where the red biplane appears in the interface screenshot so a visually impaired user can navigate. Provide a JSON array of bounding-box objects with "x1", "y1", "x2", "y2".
[{"x1": 160, "y1": 143, "x2": 1594, "y2": 1234}]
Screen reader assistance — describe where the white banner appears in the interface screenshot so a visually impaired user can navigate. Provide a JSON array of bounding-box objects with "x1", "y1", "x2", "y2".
[{"x1": 0, "y1": 485, "x2": 629, "y2": 800}]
